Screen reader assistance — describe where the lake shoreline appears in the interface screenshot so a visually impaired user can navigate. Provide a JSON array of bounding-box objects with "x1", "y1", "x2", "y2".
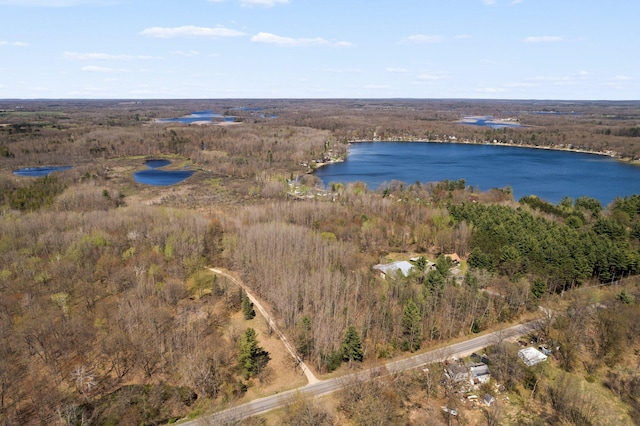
[
  {"x1": 348, "y1": 138, "x2": 619, "y2": 158},
  {"x1": 310, "y1": 138, "x2": 640, "y2": 172},
  {"x1": 310, "y1": 138, "x2": 624, "y2": 173},
  {"x1": 311, "y1": 140, "x2": 640, "y2": 205}
]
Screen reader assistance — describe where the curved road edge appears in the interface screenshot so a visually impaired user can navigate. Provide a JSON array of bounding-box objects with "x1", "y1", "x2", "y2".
[{"x1": 182, "y1": 315, "x2": 542, "y2": 425}]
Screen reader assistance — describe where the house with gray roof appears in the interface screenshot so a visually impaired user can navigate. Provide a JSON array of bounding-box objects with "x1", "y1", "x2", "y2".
[
  {"x1": 373, "y1": 260, "x2": 414, "y2": 278},
  {"x1": 469, "y1": 363, "x2": 491, "y2": 385},
  {"x1": 517, "y1": 346, "x2": 548, "y2": 367}
]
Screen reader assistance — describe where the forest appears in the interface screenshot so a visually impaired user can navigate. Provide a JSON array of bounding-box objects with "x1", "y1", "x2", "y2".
[{"x1": 0, "y1": 99, "x2": 639, "y2": 425}]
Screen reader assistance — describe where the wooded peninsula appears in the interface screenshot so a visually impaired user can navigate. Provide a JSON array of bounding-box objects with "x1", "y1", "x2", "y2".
[{"x1": 1, "y1": 99, "x2": 639, "y2": 425}]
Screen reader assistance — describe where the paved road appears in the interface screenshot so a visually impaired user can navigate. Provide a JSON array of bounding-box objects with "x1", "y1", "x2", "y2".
[{"x1": 182, "y1": 318, "x2": 541, "y2": 425}]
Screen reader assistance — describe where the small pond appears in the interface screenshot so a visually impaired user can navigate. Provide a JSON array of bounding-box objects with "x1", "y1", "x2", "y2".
[
  {"x1": 459, "y1": 116, "x2": 522, "y2": 129},
  {"x1": 134, "y1": 159, "x2": 194, "y2": 186},
  {"x1": 14, "y1": 166, "x2": 73, "y2": 177},
  {"x1": 144, "y1": 159, "x2": 172, "y2": 169}
]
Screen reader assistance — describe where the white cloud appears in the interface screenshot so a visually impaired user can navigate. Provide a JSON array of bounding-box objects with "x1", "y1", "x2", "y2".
[
  {"x1": 524, "y1": 75, "x2": 583, "y2": 87},
  {"x1": 506, "y1": 82, "x2": 536, "y2": 88},
  {"x1": 524, "y1": 36, "x2": 562, "y2": 43},
  {"x1": 171, "y1": 50, "x2": 200, "y2": 57},
  {"x1": 207, "y1": 0, "x2": 288, "y2": 5},
  {"x1": 0, "y1": 0, "x2": 104, "y2": 6},
  {"x1": 476, "y1": 86, "x2": 507, "y2": 93},
  {"x1": 66, "y1": 52, "x2": 160, "y2": 62},
  {"x1": 239, "y1": 0, "x2": 288, "y2": 6},
  {"x1": 364, "y1": 85, "x2": 391, "y2": 89},
  {"x1": 323, "y1": 67, "x2": 362, "y2": 73},
  {"x1": 417, "y1": 73, "x2": 442, "y2": 80},
  {"x1": 0, "y1": 41, "x2": 29, "y2": 46},
  {"x1": 512, "y1": 0, "x2": 523, "y2": 3},
  {"x1": 65, "y1": 51, "x2": 146, "y2": 60},
  {"x1": 405, "y1": 34, "x2": 444, "y2": 44},
  {"x1": 386, "y1": 67, "x2": 408, "y2": 73},
  {"x1": 528, "y1": 75, "x2": 571, "y2": 82},
  {"x1": 482, "y1": 0, "x2": 496, "y2": 5},
  {"x1": 613, "y1": 75, "x2": 632, "y2": 81},
  {"x1": 252, "y1": 32, "x2": 350, "y2": 47},
  {"x1": 140, "y1": 25, "x2": 246, "y2": 38},
  {"x1": 81, "y1": 65, "x2": 128, "y2": 73}
]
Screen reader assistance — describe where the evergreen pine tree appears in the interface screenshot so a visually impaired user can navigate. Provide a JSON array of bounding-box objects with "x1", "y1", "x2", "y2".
[
  {"x1": 295, "y1": 315, "x2": 314, "y2": 359},
  {"x1": 241, "y1": 289, "x2": 256, "y2": 320},
  {"x1": 238, "y1": 327, "x2": 270, "y2": 378},
  {"x1": 401, "y1": 299, "x2": 422, "y2": 352},
  {"x1": 531, "y1": 278, "x2": 547, "y2": 299},
  {"x1": 340, "y1": 325, "x2": 364, "y2": 364}
]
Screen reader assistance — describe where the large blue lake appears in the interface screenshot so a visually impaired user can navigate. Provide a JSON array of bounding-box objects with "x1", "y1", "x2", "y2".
[{"x1": 313, "y1": 142, "x2": 640, "y2": 206}]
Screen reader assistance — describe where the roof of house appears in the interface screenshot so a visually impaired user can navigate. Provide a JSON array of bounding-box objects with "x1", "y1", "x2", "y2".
[
  {"x1": 445, "y1": 253, "x2": 461, "y2": 264},
  {"x1": 483, "y1": 394, "x2": 496, "y2": 406},
  {"x1": 373, "y1": 260, "x2": 414, "y2": 277},
  {"x1": 517, "y1": 346, "x2": 548, "y2": 366},
  {"x1": 470, "y1": 363, "x2": 490, "y2": 378},
  {"x1": 445, "y1": 363, "x2": 469, "y2": 381}
]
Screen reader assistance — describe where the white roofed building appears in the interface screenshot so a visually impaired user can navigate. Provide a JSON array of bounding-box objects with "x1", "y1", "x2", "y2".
[
  {"x1": 373, "y1": 260, "x2": 414, "y2": 278},
  {"x1": 518, "y1": 347, "x2": 548, "y2": 367}
]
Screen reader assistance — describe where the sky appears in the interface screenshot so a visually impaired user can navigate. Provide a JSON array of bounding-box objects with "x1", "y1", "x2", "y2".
[{"x1": 0, "y1": 0, "x2": 638, "y2": 100}]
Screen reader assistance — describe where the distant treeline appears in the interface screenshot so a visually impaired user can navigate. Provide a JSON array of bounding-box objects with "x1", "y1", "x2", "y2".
[{"x1": 598, "y1": 126, "x2": 640, "y2": 137}]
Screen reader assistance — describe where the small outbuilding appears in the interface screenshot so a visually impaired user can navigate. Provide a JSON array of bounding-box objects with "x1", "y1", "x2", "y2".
[
  {"x1": 483, "y1": 393, "x2": 496, "y2": 407},
  {"x1": 517, "y1": 346, "x2": 548, "y2": 367}
]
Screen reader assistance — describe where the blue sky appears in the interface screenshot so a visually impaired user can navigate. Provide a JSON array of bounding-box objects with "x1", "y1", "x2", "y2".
[{"x1": 0, "y1": 0, "x2": 638, "y2": 99}]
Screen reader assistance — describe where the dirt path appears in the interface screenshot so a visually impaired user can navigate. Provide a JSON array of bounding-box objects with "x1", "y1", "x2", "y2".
[{"x1": 209, "y1": 268, "x2": 319, "y2": 385}]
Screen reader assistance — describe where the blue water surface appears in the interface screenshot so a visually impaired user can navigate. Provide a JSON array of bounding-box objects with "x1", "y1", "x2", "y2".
[
  {"x1": 134, "y1": 159, "x2": 194, "y2": 186},
  {"x1": 157, "y1": 110, "x2": 234, "y2": 124},
  {"x1": 14, "y1": 166, "x2": 73, "y2": 177},
  {"x1": 459, "y1": 116, "x2": 522, "y2": 129},
  {"x1": 145, "y1": 159, "x2": 171, "y2": 169},
  {"x1": 313, "y1": 142, "x2": 640, "y2": 206},
  {"x1": 134, "y1": 169, "x2": 194, "y2": 186}
]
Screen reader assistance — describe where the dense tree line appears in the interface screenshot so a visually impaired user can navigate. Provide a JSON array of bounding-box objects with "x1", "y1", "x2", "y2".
[{"x1": 450, "y1": 196, "x2": 640, "y2": 291}]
